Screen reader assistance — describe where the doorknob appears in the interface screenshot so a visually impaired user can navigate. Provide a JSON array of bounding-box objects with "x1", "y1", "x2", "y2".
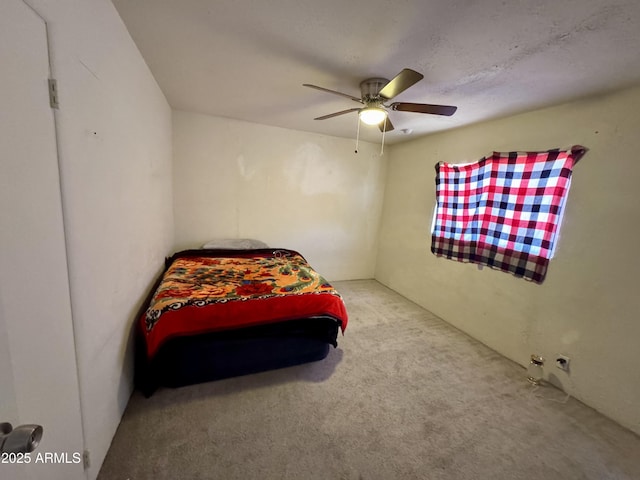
[{"x1": 0, "y1": 422, "x2": 43, "y2": 454}]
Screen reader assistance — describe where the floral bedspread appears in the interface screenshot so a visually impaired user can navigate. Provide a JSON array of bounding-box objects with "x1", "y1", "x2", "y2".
[{"x1": 140, "y1": 249, "x2": 348, "y2": 358}]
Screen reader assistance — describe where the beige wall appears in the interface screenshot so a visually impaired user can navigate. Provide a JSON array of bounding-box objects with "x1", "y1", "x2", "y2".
[
  {"x1": 172, "y1": 111, "x2": 386, "y2": 281},
  {"x1": 376, "y1": 85, "x2": 640, "y2": 435}
]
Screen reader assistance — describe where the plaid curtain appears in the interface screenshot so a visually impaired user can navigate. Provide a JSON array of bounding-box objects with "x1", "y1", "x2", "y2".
[{"x1": 431, "y1": 147, "x2": 584, "y2": 283}]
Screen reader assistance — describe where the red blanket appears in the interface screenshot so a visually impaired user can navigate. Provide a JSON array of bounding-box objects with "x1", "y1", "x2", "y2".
[{"x1": 140, "y1": 249, "x2": 348, "y2": 358}]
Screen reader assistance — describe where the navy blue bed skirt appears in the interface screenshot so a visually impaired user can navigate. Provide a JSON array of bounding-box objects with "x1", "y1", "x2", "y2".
[{"x1": 136, "y1": 316, "x2": 341, "y2": 397}]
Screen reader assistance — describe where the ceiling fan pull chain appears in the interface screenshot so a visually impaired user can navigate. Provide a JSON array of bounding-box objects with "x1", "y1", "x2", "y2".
[
  {"x1": 380, "y1": 117, "x2": 387, "y2": 156},
  {"x1": 355, "y1": 116, "x2": 361, "y2": 154}
]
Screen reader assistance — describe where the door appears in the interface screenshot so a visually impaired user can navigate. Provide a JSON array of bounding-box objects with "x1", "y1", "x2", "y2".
[{"x1": 0, "y1": 1, "x2": 85, "y2": 479}]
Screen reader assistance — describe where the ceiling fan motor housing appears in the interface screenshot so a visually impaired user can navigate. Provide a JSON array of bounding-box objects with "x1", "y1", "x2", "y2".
[{"x1": 360, "y1": 78, "x2": 389, "y2": 104}]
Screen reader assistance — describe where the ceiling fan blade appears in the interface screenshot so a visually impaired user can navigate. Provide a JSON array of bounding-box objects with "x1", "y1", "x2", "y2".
[
  {"x1": 303, "y1": 84, "x2": 363, "y2": 103},
  {"x1": 379, "y1": 117, "x2": 394, "y2": 132},
  {"x1": 314, "y1": 108, "x2": 360, "y2": 120},
  {"x1": 378, "y1": 69, "x2": 424, "y2": 100},
  {"x1": 390, "y1": 102, "x2": 457, "y2": 116}
]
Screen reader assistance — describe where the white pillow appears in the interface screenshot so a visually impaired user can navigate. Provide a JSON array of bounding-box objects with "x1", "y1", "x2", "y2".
[{"x1": 201, "y1": 238, "x2": 269, "y2": 249}]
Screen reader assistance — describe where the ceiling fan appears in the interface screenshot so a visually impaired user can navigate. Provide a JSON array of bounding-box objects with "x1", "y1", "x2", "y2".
[{"x1": 303, "y1": 68, "x2": 457, "y2": 132}]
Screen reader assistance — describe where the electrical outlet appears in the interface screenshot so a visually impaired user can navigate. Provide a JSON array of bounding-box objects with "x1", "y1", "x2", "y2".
[{"x1": 556, "y1": 355, "x2": 570, "y2": 372}]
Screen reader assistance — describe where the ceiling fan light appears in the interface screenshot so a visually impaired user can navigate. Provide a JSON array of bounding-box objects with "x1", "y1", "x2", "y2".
[{"x1": 359, "y1": 107, "x2": 387, "y2": 125}]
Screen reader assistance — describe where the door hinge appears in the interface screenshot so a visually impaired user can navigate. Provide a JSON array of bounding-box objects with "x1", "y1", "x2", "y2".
[
  {"x1": 48, "y1": 78, "x2": 59, "y2": 109},
  {"x1": 82, "y1": 449, "x2": 90, "y2": 470}
]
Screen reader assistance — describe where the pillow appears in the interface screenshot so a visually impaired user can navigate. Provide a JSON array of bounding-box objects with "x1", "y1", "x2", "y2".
[{"x1": 201, "y1": 238, "x2": 269, "y2": 249}]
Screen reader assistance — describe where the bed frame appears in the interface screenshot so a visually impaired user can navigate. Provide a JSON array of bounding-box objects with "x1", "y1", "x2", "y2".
[{"x1": 135, "y1": 315, "x2": 340, "y2": 397}]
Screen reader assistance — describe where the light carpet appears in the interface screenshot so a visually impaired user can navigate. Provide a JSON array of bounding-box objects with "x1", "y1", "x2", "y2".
[{"x1": 98, "y1": 280, "x2": 640, "y2": 479}]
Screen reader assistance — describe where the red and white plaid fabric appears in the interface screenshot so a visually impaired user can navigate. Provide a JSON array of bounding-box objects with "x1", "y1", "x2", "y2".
[{"x1": 431, "y1": 148, "x2": 584, "y2": 283}]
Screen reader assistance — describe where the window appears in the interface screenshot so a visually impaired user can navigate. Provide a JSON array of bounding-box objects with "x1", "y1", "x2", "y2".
[{"x1": 431, "y1": 147, "x2": 585, "y2": 283}]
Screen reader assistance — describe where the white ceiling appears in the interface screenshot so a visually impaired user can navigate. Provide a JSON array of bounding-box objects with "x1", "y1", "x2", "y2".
[{"x1": 112, "y1": 0, "x2": 640, "y2": 144}]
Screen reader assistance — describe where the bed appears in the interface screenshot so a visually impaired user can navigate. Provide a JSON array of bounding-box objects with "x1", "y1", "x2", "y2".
[{"x1": 135, "y1": 245, "x2": 348, "y2": 396}]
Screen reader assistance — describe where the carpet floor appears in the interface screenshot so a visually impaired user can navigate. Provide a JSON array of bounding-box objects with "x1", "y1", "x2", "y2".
[{"x1": 98, "y1": 279, "x2": 640, "y2": 479}]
